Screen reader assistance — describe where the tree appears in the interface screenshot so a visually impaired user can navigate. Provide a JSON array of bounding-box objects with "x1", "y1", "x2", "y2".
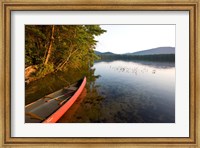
[
  {"x1": 25, "y1": 25, "x2": 106, "y2": 77},
  {"x1": 53, "y1": 25, "x2": 106, "y2": 71},
  {"x1": 44, "y1": 25, "x2": 55, "y2": 65},
  {"x1": 25, "y1": 25, "x2": 53, "y2": 66}
]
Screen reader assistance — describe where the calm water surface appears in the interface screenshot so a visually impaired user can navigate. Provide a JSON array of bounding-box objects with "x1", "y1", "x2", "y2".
[{"x1": 26, "y1": 60, "x2": 175, "y2": 123}]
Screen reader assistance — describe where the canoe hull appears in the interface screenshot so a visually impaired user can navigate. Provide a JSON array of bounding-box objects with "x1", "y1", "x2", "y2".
[
  {"x1": 43, "y1": 77, "x2": 86, "y2": 123},
  {"x1": 25, "y1": 77, "x2": 86, "y2": 123}
]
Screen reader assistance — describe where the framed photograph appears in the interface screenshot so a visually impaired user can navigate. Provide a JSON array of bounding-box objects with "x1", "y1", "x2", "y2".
[{"x1": 1, "y1": 0, "x2": 199, "y2": 147}]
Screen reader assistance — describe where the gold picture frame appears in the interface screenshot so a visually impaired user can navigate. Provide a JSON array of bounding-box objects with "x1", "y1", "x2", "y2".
[{"x1": 0, "y1": 0, "x2": 199, "y2": 147}]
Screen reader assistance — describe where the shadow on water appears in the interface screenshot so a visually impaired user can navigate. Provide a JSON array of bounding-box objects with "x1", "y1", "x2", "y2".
[
  {"x1": 25, "y1": 67, "x2": 88, "y2": 105},
  {"x1": 58, "y1": 68, "x2": 105, "y2": 123},
  {"x1": 26, "y1": 65, "x2": 106, "y2": 123}
]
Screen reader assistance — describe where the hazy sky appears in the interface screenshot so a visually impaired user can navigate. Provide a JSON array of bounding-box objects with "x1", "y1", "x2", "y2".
[{"x1": 95, "y1": 25, "x2": 175, "y2": 54}]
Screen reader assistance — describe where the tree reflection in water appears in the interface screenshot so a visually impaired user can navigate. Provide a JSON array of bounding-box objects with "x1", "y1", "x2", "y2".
[{"x1": 58, "y1": 66, "x2": 105, "y2": 123}]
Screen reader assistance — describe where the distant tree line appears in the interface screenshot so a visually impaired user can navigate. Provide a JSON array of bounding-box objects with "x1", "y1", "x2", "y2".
[
  {"x1": 25, "y1": 25, "x2": 106, "y2": 77},
  {"x1": 97, "y1": 54, "x2": 175, "y2": 62}
]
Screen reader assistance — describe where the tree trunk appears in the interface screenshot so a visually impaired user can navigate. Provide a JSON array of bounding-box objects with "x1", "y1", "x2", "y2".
[
  {"x1": 55, "y1": 55, "x2": 70, "y2": 71},
  {"x1": 44, "y1": 25, "x2": 55, "y2": 65},
  {"x1": 55, "y1": 47, "x2": 79, "y2": 71}
]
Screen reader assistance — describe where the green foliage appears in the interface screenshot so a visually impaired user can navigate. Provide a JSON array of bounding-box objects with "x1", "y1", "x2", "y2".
[
  {"x1": 35, "y1": 63, "x2": 54, "y2": 77},
  {"x1": 25, "y1": 25, "x2": 52, "y2": 66},
  {"x1": 25, "y1": 25, "x2": 106, "y2": 77}
]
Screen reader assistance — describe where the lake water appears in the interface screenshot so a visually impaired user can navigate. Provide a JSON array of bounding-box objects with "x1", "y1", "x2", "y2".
[
  {"x1": 58, "y1": 60, "x2": 175, "y2": 123},
  {"x1": 26, "y1": 60, "x2": 175, "y2": 123}
]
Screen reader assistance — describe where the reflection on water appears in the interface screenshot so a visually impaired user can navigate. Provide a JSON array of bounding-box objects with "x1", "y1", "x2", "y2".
[
  {"x1": 26, "y1": 60, "x2": 175, "y2": 123},
  {"x1": 25, "y1": 68, "x2": 86, "y2": 105}
]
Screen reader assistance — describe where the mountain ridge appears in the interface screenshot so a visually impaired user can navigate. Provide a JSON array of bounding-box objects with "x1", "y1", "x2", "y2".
[
  {"x1": 95, "y1": 47, "x2": 175, "y2": 55},
  {"x1": 94, "y1": 51, "x2": 114, "y2": 55},
  {"x1": 129, "y1": 47, "x2": 175, "y2": 55}
]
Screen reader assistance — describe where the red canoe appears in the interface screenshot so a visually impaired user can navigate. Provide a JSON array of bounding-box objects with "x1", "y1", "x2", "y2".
[{"x1": 25, "y1": 77, "x2": 86, "y2": 123}]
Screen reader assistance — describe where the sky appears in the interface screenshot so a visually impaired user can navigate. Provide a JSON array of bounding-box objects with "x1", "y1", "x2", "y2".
[{"x1": 95, "y1": 25, "x2": 175, "y2": 54}]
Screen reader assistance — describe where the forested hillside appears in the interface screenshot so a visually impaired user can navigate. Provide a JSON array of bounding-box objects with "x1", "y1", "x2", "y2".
[{"x1": 97, "y1": 54, "x2": 175, "y2": 62}]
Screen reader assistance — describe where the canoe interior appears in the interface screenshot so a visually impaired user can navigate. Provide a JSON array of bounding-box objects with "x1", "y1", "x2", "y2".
[{"x1": 25, "y1": 79, "x2": 83, "y2": 123}]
